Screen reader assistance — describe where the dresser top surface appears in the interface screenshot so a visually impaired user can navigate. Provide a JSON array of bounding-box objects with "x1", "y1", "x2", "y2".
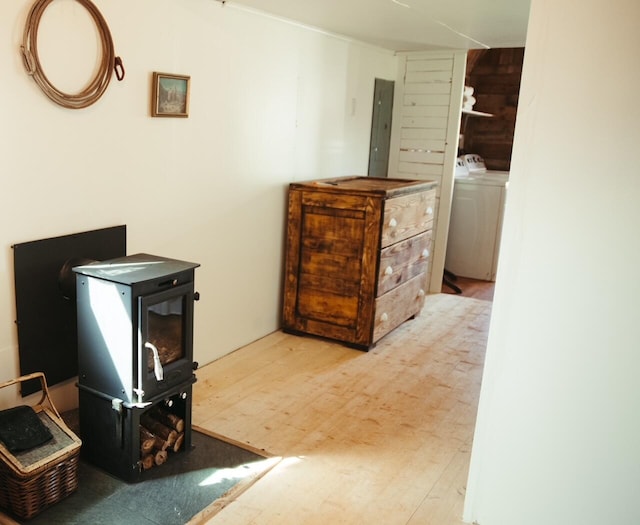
[{"x1": 290, "y1": 176, "x2": 437, "y2": 197}]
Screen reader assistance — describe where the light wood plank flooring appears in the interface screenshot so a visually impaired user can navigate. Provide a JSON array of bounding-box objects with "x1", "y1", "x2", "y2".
[
  {"x1": 192, "y1": 293, "x2": 492, "y2": 524},
  {"x1": 442, "y1": 276, "x2": 495, "y2": 301}
]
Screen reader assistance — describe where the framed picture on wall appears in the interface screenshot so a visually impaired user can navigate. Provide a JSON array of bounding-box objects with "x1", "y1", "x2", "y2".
[{"x1": 151, "y1": 72, "x2": 190, "y2": 117}]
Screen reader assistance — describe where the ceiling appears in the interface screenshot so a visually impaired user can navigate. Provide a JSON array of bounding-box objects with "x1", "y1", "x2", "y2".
[{"x1": 223, "y1": 0, "x2": 531, "y2": 51}]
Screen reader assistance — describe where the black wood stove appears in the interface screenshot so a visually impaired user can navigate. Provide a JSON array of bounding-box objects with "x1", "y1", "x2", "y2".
[{"x1": 73, "y1": 253, "x2": 200, "y2": 482}]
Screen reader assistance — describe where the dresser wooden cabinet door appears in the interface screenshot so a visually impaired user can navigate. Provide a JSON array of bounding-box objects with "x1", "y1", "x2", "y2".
[{"x1": 282, "y1": 176, "x2": 437, "y2": 350}]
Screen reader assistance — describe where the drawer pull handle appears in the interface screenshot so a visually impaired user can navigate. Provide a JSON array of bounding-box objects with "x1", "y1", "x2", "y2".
[
  {"x1": 384, "y1": 266, "x2": 393, "y2": 276},
  {"x1": 380, "y1": 312, "x2": 389, "y2": 322},
  {"x1": 426, "y1": 206, "x2": 433, "y2": 215},
  {"x1": 418, "y1": 289, "x2": 425, "y2": 297},
  {"x1": 421, "y1": 249, "x2": 430, "y2": 258},
  {"x1": 389, "y1": 218, "x2": 398, "y2": 228}
]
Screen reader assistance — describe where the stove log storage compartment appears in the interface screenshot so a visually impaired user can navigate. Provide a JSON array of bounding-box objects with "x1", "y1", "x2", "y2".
[{"x1": 73, "y1": 254, "x2": 200, "y2": 482}]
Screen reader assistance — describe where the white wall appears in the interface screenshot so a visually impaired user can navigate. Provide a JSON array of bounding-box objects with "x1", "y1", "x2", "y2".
[
  {"x1": 464, "y1": 0, "x2": 640, "y2": 523},
  {"x1": 0, "y1": 0, "x2": 397, "y2": 411}
]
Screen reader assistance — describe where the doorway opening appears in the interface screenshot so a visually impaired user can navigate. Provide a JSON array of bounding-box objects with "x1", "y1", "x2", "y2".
[
  {"x1": 367, "y1": 78, "x2": 394, "y2": 178},
  {"x1": 444, "y1": 48, "x2": 524, "y2": 295}
]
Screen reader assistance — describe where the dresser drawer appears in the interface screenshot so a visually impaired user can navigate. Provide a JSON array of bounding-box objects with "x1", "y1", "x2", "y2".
[
  {"x1": 372, "y1": 274, "x2": 427, "y2": 343},
  {"x1": 380, "y1": 189, "x2": 436, "y2": 248},
  {"x1": 377, "y1": 230, "x2": 432, "y2": 296}
]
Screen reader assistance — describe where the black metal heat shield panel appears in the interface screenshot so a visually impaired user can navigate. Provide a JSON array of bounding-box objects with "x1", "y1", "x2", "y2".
[{"x1": 12, "y1": 226, "x2": 126, "y2": 396}]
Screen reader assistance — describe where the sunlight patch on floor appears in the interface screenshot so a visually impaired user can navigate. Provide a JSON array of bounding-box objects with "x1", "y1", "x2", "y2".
[{"x1": 199, "y1": 456, "x2": 282, "y2": 487}]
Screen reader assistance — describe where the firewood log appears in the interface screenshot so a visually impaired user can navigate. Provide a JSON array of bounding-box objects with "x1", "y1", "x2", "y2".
[
  {"x1": 149, "y1": 406, "x2": 185, "y2": 433},
  {"x1": 140, "y1": 425, "x2": 169, "y2": 452},
  {"x1": 154, "y1": 450, "x2": 168, "y2": 466},
  {"x1": 141, "y1": 454, "x2": 155, "y2": 470},
  {"x1": 140, "y1": 428, "x2": 156, "y2": 454},
  {"x1": 141, "y1": 415, "x2": 178, "y2": 447},
  {"x1": 173, "y1": 432, "x2": 184, "y2": 453}
]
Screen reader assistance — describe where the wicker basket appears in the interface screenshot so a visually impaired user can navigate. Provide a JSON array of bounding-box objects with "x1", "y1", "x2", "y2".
[{"x1": 0, "y1": 372, "x2": 81, "y2": 521}]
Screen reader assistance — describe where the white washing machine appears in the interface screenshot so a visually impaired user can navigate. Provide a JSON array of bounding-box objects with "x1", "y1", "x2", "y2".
[{"x1": 445, "y1": 155, "x2": 509, "y2": 281}]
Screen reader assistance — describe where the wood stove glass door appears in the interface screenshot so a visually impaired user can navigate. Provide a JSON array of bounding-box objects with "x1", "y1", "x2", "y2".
[{"x1": 137, "y1": 283, "x2": 194, "y2": 401}]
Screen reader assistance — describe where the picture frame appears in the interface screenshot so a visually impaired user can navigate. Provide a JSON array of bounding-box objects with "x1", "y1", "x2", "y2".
[{"x1": 151, "y1": 72, "x2": 190, "y2": 118}]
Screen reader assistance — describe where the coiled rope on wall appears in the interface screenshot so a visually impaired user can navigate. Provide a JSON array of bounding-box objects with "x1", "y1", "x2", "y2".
[{"x1": 20, "y1": 0, "x2": 125, "y2": 109}]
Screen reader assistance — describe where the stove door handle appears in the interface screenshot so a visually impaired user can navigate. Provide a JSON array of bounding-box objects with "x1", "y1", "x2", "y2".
[{"x1": 145, "y1": 342, "x2": 164, "y2": 381}]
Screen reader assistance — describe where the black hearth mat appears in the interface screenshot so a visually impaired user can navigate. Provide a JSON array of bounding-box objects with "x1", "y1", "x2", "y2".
[
  {"x1": 0, "y1": 405, "x2": 52, "y2": 453},
  {"x1": 2, "y1": 413, "x2": 277, "y2": 525}
]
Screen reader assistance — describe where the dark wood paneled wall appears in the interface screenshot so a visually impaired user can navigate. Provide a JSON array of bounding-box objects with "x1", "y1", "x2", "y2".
[{"x1": 462, "y1": 48, "x2": 524, "y2": 171}]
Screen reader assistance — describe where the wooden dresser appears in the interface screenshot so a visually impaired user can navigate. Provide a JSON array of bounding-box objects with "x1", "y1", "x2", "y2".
[{"x1": 282, "y1": 176, "x2": 437, "y2": 349}]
